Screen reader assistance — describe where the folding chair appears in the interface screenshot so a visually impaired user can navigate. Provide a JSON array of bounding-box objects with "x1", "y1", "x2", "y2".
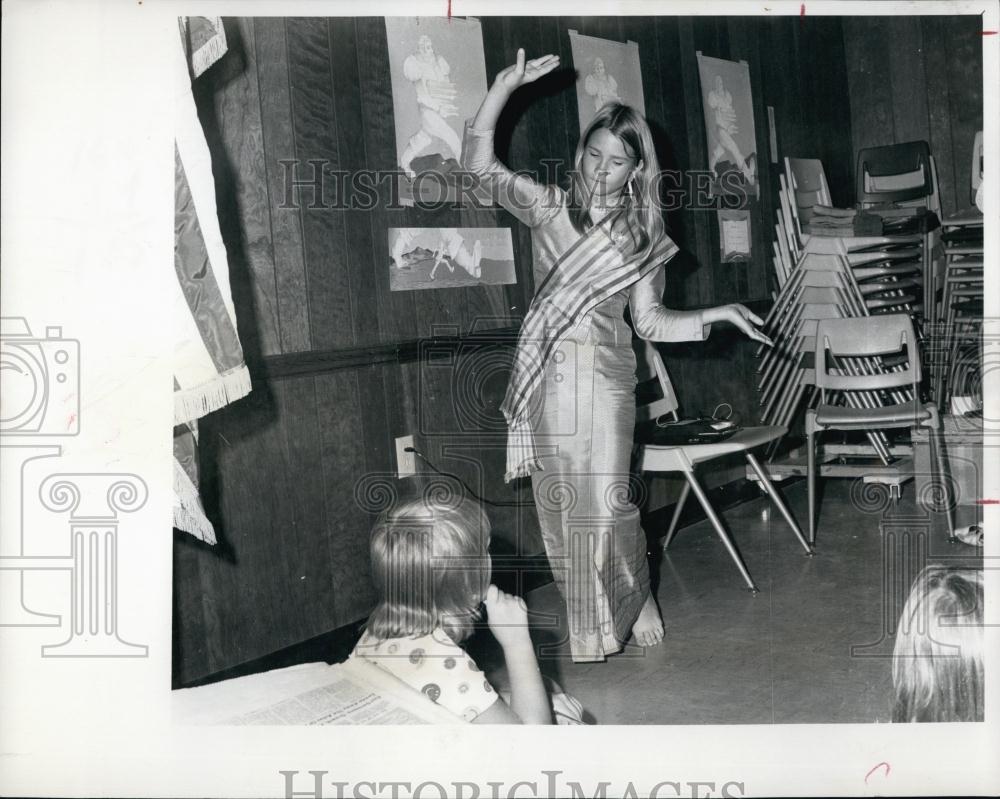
[{"x1": 633, "y1": 339, "x2": 813, "y2": 592}]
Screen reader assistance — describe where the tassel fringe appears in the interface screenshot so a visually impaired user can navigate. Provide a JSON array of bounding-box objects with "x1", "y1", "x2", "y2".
[
  {"x1": 173, "y1": 457, "x2": 217, "y2": 544},
  {"x1": 174, "y1": 365, "x2": 251, "y2": 426}
]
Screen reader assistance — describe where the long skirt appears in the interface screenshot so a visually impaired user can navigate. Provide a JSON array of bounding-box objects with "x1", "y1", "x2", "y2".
[{"x1": 529, "y1": 338, "x2": 648, "y2": 662}]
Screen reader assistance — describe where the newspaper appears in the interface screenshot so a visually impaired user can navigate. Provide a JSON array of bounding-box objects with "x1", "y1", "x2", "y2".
[{"x1": 171, "y1": 657, "x2": 460, "y2": 725}]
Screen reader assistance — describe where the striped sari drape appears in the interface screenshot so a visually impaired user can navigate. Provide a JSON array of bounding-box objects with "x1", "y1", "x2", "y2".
[{"x1": 500, "y1": 216, "x2": 677, "y2": 481}]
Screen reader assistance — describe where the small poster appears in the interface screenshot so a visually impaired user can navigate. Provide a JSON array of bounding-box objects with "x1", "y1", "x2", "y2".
[
  {"x1": 697, "y1": 54, "x2": 759, "y2": 198},
  {"x1": 568, "y1": 31, "x2": 645, "y2": 132},
  {"x1": 384, "y1": 17, "x2": 489, "y2": 207},
  {"x1": 718, "y1": 209, "x2": 752, "y2": 262},
  {"x1": 388, "y1": 227, "x2": 516, "y2": 291}
]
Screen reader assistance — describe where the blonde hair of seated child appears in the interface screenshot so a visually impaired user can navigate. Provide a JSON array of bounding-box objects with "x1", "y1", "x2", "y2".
[
  {"x1": 892, "y1": 565, "x2": 983, "y2": 722},
  {"x1": 366, "y1": 494, "x2": 491, "y2": 645}
]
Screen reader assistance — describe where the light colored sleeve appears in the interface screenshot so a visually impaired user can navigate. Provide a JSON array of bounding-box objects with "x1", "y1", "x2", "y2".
[
  {"x1": 629, "y1": 265, "x2": 713, "y2": 342},
  {"x1": 584, "y1": 74, "x2": 598, "y2": 96},
  {"x1": 461, "y1": 121, "x2": 562, "y2": 228}
]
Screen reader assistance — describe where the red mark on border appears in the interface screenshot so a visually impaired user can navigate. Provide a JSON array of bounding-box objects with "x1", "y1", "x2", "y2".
[
  {"x1": 800, "y1": 4, "x2": 806, "y2": 17},
  {"x1": 67, "y1": 413, "x2": 77, "y2": 430},
  {"x1": 982, "y1": 30, "x2": 998, "y2": 35},
  {"x1": 975, "y1": 498, "x2": 999, "y2": 505},
  {"x1": 865, "y1": 763, "x2": 890, "y2": 784},
  {"x1": 447, "y1": 0, "x2": 452, "y2": 20}
]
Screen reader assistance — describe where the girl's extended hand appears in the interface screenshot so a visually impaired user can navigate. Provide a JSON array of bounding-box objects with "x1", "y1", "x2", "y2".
[
  {"x1": 703, "y1": 303, "x2": 773, "y2": 347},
  {"x1": 485, "y1": 584, "x2": 531, "y2": 649},
  {"x1": 493, "y1": 48, "x2": 560, "y2": 93}
]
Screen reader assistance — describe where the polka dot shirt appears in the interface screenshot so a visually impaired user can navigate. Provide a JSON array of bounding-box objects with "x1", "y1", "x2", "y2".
[{"x1": 353, "y1": 628, "x2": 498, "y2": 722}]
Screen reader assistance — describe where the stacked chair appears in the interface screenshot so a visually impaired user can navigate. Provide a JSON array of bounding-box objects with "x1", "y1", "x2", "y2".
[
  {"x1": 934, "y1": 211, "x2": 983, "y2": 409},
  {"x1": 754, "y1": 153, "x2": 949, "y2": 510},
  {"x1": 855, "y1": 140, "x2": 942, "y2": 326},
  {"x1": 804, "y1": 314, "x2": 954, "y2": 544},
  {"x1": 931, "y1": 132, "x2": 984, "y2": 410}
]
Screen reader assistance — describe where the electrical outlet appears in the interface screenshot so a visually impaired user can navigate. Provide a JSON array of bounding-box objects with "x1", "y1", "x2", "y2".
[{"x1": 395, "y1": 435, "x2": 416, "y2": 478}]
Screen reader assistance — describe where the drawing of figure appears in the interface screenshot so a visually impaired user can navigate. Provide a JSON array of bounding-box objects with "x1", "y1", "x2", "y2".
[
  {"x1": 583, "y1": 57, "x2": 621, "y2": 112},
  {"x1": 399, "y1": 35, "x2": 463, "y2": 180},
  {"x1": 391, "y1": 228, "x2": 417, "y2": 270},
  {"x1": 707, "y1": 74, "x2": 754, "y2": 182},
  {"x1": 430, "y1": 228, "x2": 482, "y2": 280}
]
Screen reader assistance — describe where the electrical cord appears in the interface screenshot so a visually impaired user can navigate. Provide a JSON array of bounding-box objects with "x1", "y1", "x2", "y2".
[
  {"x1": 403, "y1": 446, "x2": 509, "y2": 507},
  {"x1": 710, "y1": 402, "x2": 734, "y2": 422}
]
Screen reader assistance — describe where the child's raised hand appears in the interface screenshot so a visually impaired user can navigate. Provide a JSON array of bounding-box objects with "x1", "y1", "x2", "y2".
[
  {"x1": 485, "y1": 584, "x2": 531, "y2": 649},
  {"x1": 494, "y1": 48, "x2": 560, "y2": 93}
]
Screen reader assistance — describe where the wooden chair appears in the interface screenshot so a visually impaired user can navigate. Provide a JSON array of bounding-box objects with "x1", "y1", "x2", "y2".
[{"x1": 633, "y1": 339, "x2": 813, "y2": 593}]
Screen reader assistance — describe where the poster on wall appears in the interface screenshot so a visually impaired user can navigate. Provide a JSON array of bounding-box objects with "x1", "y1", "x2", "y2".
[
  {"x1": 568, "y1": 31, "x2": 645, "y2": 133},
  {"x1": 384, "y1": 17, "x2": 489, "y2": 207},
  {"x1": 696, "y1": 53, "x2": 759, "y2": 198},
  {"x1": 388, "y1": 227, "x2": 516, "y2": 291}
]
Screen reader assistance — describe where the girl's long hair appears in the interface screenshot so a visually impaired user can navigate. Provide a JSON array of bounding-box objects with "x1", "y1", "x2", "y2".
[
  {"x1": 891, "y1": 565, "x2": 984, "y2": 722},
  {"x1": 568, "y1": 103, "x2": 665, "y2": 266},
  {"x1": 365, "y1": 495, "x2": 491, "y2": 644}
]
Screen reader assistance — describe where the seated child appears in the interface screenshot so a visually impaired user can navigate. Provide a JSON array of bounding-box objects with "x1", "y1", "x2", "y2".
[
  {"x1": 353, "y1": 495, "x2": 575, "y2": 724},
  {"x1": 892, "y1": 565, "x2": 984, "y2": 722}
]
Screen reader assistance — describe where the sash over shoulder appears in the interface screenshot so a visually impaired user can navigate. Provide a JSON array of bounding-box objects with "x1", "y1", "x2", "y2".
[{"x1": 500, "y1": 217, "x2": 679, "y2": 482}]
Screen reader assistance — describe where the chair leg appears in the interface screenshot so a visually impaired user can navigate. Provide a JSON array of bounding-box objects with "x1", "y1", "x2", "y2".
[
  {"x1": 928, "y1": 424, "x2": 957, "y2": 540},
  {"x1": 745, "y1": 452, "x2": 813, "y2": 555},
  {"x1": 663, "y1": 480, "x2": 691, "y2": 550},
  {"x1": 806, "y1": 428, "x2": 818, "y2": 546},
  {"x1": 681, "y1": 471, "x2": 758, "y2": 593}
]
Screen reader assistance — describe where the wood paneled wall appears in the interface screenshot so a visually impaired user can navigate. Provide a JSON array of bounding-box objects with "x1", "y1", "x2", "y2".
[
  {"x1": 842, "y1": 15, "x2": 984, "y2": 217},
  {"x1": 175, "y1": 15, "x2": 884, "y2": 685}
]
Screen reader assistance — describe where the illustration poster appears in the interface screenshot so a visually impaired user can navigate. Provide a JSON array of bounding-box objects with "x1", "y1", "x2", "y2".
[
  {"x1": 385, "y1": 17, "x2": 489, "y2": 207},
  {"x1": 568, "y1": 31, "x2": 645, "y2": 132},
  {"x1": 388, "y1": 227, "x2": 516, "y2": 291},
  {"x1": 697, "y1": 53, "x2": 759, "y2": 198}
]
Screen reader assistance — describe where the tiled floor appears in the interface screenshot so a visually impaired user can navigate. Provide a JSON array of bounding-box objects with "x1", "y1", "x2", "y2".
[{"x1": 467, "y1": 479, "x2": 982, "y2": 724}]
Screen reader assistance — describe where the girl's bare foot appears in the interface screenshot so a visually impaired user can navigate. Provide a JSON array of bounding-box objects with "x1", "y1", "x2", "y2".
[{"x1": 632, "y1": 593, "x2": 664, "y2": 647}]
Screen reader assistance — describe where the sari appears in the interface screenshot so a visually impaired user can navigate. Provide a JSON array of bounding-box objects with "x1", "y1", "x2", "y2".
[{"x1": 463, "y1": 122, "x2": 709, "y2": 661}]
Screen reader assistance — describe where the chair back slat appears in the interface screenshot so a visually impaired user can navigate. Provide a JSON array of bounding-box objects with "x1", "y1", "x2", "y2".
[
  {"x1": 856, "y1": 140, "x2": 934, "y2": 205},
  {"x1": 814, "y1": 313, "x2": 921, "y2": 391},
  {"x1": 633, "y1": 339, "x2": 680, "y2": 422}
]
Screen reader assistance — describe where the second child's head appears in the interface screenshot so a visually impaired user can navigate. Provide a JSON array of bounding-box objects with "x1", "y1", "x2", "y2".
[
  {"x1": 367, "y1": 495, "x2": 491, "y2": 644},
  {"x1": 892, "y1": 565, "x2": 984, "y2": 723}
]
